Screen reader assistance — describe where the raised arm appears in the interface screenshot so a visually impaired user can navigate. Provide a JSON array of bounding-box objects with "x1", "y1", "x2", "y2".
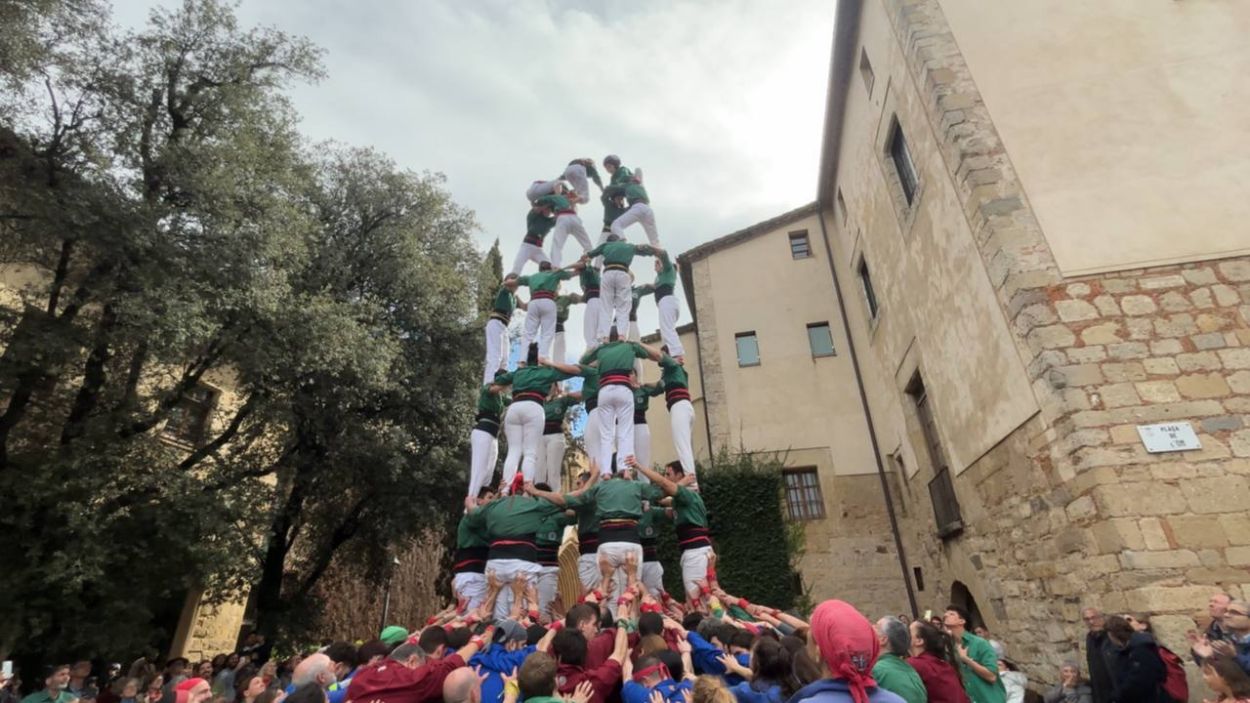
[
  {"x1": 635, "y1": 342, "x2": 664, "y2": 362},
  {"x1": 540, "y1": 357, "x2": 583, "y2": 375},
  {"x1": 635, "y1": 462, "x2": 678, "y2": 496}
]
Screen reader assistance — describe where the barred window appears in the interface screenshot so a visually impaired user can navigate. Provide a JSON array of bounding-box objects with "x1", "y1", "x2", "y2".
[
  {"x1": 783, "y1": 468, "x2": 825, "y2": 521},
  {"x1": 163, "y1": 386, "x2": 217, "y2": 444}
]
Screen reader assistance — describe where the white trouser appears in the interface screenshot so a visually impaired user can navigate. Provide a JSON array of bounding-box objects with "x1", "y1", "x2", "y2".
[
  {"x1": 526, "y1": 180, "x2": 556, "y2": 202},
  {"x1": 551, "y1": 214, "x2": 592, "y2": 267},
  {"x1": 578, "y1": 552, "x2": 600, "y2": 591},
  {"x1": 453, "y1": 572, "x2": 488, "y2": 612},
  {"x1": 502, "y1": 401, "x2": 544, "y2": 491},
  {"x1": 537, "y1": 565, "x2": 560, "y2": 618},
  {"x1": 483, "y1": 318, "x2": 509, "y2": 385},
  {"x1": 563, "y1": 164, "x2": 590, "y2": 203},
  {"x1": 582, "y1": 298, "x2": 602, "y2": 349},
  {"x1": 598, "y1": 542, "x2": 643, "y2": 602},
  {"x1": 584, "y1": 407, "x2": 602, "y2": 473},
  {"x1": 670, "y1": 399, "x2": 697, "y2": 481},
  {"x1": 553, "y1": 328, "x2": 566, "y2": 364},
  {"x1": 658, "y1": 295, "x2": 684, "y2": 356},
  {"x1": 634, "y1": 423, "x2": 651, "y2": 473},
  {"x1": 596, "y1": 384, "x2": 634, "y2": 476},
  {"x1": 680, "y1": 546, "x2": 713, "y2": 601},
  {"x1": 522, "y1": 298, "x2": 557, "y2": 358},
  {"x1": 610, "y1": 202, "x2": 659, "y2": 246},
  {"x1": 641, "y1": 561, "x2": 664, "y2": 597},
  {"x1": 511, "y1": 242, "x2": 550, "y2": 275},
  {"x1": 468, "y1": 428, "x2": 499, "y2": 498},
  {"x1": 487, "y1": 558, "x2": 542, "y2": 622},
  {"x1": 539, "y1": 433, "x2": 565, "y2": 488},
  {"x1": 598, "y1": 270, "x2": 632, "y2": 341}
]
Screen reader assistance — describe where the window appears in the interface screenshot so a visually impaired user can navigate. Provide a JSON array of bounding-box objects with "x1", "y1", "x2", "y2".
[
  {"x1": 163, "y1": 385, "x2": 217, "y2": 444},
  {"x1": 836, "y1": 189, "x2": 848, "y2": 226},
  {"x1": 783, "y1": 468, "x2": 825, "y2": 520},
  {"x1": 907, "y1": 372, "x2": 963, "y2": 538},
  {"x1": 806, "y1": 322, "x2": 835, "y2": 357},
  {"x1": 887, "y1": 119, "x2": 919, "y2": 206},
  {"x1": 859, "y1": 48, "x2": 875, "y2": 96},
  {"x1": 913, "y1": 566, "x2": 925, "y2": 592},
  {"x1": 857, "y1": 258, "x2": 880, "y2": 320},
  {"x1": 788, "y1": 231, "x2": 811, "y2": 259},
  {"x1": 735, "y1": 332, "x2": 760, "y2": 367}
]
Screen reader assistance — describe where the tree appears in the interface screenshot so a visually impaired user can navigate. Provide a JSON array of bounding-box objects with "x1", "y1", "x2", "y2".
[{"x1": 477, "y1": 238, "x2": 503, "y2": 317}]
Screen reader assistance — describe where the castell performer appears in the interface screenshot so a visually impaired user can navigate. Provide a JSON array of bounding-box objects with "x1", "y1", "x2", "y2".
[
  {"x1": 483, "y1": 274, "x2": 522, "y2": 385},
  {"x1": 533, "y1": 481, "x2": 575, "y2": 618},
  {"x1": 494, "y1": 344, "x2": 587, "y2": 493},
  {"x1": 533, "y1": 191, "x2": 592, "y2": 268},
  {"x1": 578, "y1": 333, "x2": 661, "y2": 477},
  {"x1": 567, "y1": 470, "x2": 602, "y2": 591},
  {"x1": 629, "y1": 281, "x2": 654, "y2": 378},
  {"x1": 537, "y1": 386, "x2": 578, "y2": 488},
  {"x1": 653, "y1": 250, "x2": 684, "y2": 360},
  {"x1": 583, "y1": 237, "x2": 660, "y2": 343},
  {"x1": 461, "y1": 488, "x2": 566, "y2": 621},
  {"x1": 659, "y1": 348, "x2": 697, "y2": 485},
  {"x1": 453, "y1": 486, "x2": 495, "y2": 611},
  {"x1": 580, "y1": 365, "x2": 602, "y2": 482},
  {"x1": 524, "y1": 174, "x2": 568, "y2": 203},
  {"x1": 562, "y1": 158, "x2": 604, "y2": 203},
  {"x1": 632, "y1": 381, "x2": 664, "y2": 475},
  {"x1": 579, "y1": 264, "x2": 601, "y2": 350},
  {"x1": 599, "y1": 156, "x2": 632, "y2": 237},
  {"x1": 635, "y1": 460, "x2": 711, "y2": 606},
  {"x1": 552, "y1": 292, "x2": 582, "y2": 364},
  {"x1": 638, "y1": 503, "x2": 669, "y2": 597},
  {"x1": 467, "y1": 370, "x2": 510, "y2": 510},
  {"x1": 604, "y1": 156, "x2": 659, "y2": 247},
  {"x1": 511, "y1": 200, "x2": 558, "y2": 275},
  {"x1": 518, "y1": 261, "x2": 576, "y2": 359}
]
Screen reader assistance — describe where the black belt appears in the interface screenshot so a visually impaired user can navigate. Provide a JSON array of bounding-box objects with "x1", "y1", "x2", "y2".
[
  {"x1": 543, "y1": 421, "x2": 562, "y2": 435},
  {"x1": 676, "y1": 524, "x2": 711, "y2": 551},
  {"x1": 537, "y1": 545, "x2": 559, "y2": 567},
  {"x1": 586, "y1": 397, "x2": 598, "y2": 411},
  {"x1": 655, "y1": 284, "x2": 674, "y2": 300},
  {"x1": 474, "y1": 413, "x2": 501, "y2": 437},
  {"x1": 601, "y1": 371, "x2": 632, "y2": 388},
  {"x1": 584, "y1": 287, "x2": 600, "y2": 299},
  {"x1": 628, "y1": 197, "x2": 649, "y2": 206},
  {"x1": 599, "y1": 519, "x2": 640, "y2": 545},
  {"x1": 488, "y1": 535, "x2": 537, "y2": 562},
  {"x1": 579, "y1": 533, "x2": 599, "y2": 555},
  {"x1": 513, "y1": 390, "x2": 545, "y2": 404},
  {"x1": 634, "y1": 410, "x2": 647, "y2": 425},
  {"x1": 454, "y1": 546, "x2": 488, "y2": 574},
  {"x1": 641, "y1": 539, "x2": 658, "y2": 562},
  {"x1": 604, "y1": 263, "x2": 629, "y2": 272},
  {"x1": 532, "y1": 290, "x2": 556, "y2": 300},
  {"x1": 556, "y1": 321, "x2": 565, "y2": 332},
  {"x1": 524, "y1": 234, "x2": 544, "y2": 246},
  {"x1": 665, "y1": 385, "x2": 691, "y2": 409},
  {"x1": 490, "y1": 311, "x2": 512, "y2": 324}
]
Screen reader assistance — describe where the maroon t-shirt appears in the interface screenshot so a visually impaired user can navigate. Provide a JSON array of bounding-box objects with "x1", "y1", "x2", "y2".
[
  {"x1": 908, "y1": 653, "x2": 971, "y2": 703},
  {"x1": 346, "y1": 654, "x2": 464, "y2": 703}
]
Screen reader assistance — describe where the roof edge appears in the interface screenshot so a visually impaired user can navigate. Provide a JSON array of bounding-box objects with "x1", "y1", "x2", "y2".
[
  {"x1": 815, "y1": 0, "x2": 864, "y2": 207},
  {"x1": 678, "y1": 201, "x2": 819, "y2": 266}
]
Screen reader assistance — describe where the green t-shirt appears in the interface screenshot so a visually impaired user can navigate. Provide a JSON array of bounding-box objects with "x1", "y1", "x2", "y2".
[
  {"x1": 21, "y1": 693, "x2": 75, "y2": 703},
  {"x1": 496, "y1": 366, "x2": 580, "y2": 397},
  {"x1": 673, "y1": 484, "x2": 707, "y2": 528},
  {"x1": 457, "y1": 511, "x2": 489, "y2": 549},
  {"x1": 581, "y1": 366, "x2": 601, "y2": 409},
  {"x1": 631, "y1": 284, "x2": 654, "y2": 318},
  {"x1": 609, "y1": 166, "x2": 633, "y2": 187},
  {"x1": 556, "y1": 295, "x2": 578, "y2": 323},
  {"x1": 467, "y1": 495, "x2": 563, "y2": 539},
  {"x1": 639, "y1": 505, "x2": 668, "y2": 541},
  {"x1": 606, "y1": 181, "x2": 649, "y2": 205},
  {"x1": 566, "y1": 477, "x2": 660, "y2": 520},
  {"x1": 580, "y1": 266, "x2": 600, "y2": 292},
  {"x1": 534, "y1": 193, "x2": 574, "y2": 212},
  {"x1": 581, "y1": 341, "x2": 649, "y2": 374},
  {"x1": 634, "y1": 383, "x2": 664, "y2": 412},
  {"x1": 492, "y1": 287, "x2": 517, "y2": 319},
  {"x1": 872, "y1": 654, "x2": 928, "y2": 703},
  {"x1": 526, "y1": 210, "x2": 557, "y2": 240},
  {"x1": 537, "y1": 510, "x2": 575, "y2": 547},
  {"x1": 659, "y1": 355, "x2": 688, "y2": 388},
  {"x1": 476, "y1": 383, "x2": 508, "y2": 417},
  {"x1": 519, "y1": 269, "x2": 573, "y2": 294},
  {"x1": 544, "y1": 395, "x2": 578, "y2": 424},
  {"x1": 655, "y1": 251, "x2": 677, "y2": 290},
  {"x1": 586, "y1": 241, "x2": 656, "y2": 268},
  {"x1": 958, "y1": 632, "x2": 1006, "y2": 703},
  {"x1": 573, "y1": 497, "x2": 600, "y2": 536},
  {"x1": 601, "y1": 189, "x2": 628, "y2": 227}
]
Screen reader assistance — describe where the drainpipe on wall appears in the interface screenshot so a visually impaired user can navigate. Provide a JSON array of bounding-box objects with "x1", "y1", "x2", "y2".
[{"x1": 816, "y1": 204, "x2": 919, "y2": 618}]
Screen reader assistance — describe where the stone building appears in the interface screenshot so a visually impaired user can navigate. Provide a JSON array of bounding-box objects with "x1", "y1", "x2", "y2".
[{"x1": 651, "y1": 0, "x2": 1250, "y2": 687}]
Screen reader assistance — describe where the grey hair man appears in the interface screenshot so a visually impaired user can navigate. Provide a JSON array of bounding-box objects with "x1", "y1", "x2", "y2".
[
  {"x1": 1083, "y1": 607, "x2": 1114, "y2": 703},
  {"x1": 442, "y1": 667, "x2": 482, "y2": 703},
  {"x1": 872, "y1": 617, "x2": 928, "y2": 703},
  {"x1": 292, "y1": 653, "x2": 337, "y2": 690}
]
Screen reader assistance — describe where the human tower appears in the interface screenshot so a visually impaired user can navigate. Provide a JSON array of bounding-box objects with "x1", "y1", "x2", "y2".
[{"x1": 457, "y1": 155, "x2": 710, "y2": 623}]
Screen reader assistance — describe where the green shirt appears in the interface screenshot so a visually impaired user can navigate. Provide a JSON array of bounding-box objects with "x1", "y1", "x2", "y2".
[
  {"x1": 573, "y1": 496, "x2": 600, "y2": 536},
  {"x1": 556, "y1": 295, "x2": 578, "y2": 324},
  {"x1": 601, "y1": 189, "x2": 629, "y2": 227},
  {"x1": 581, "y1": 366, "x2": 601, "y2": 408},
  {"x1": 580, "y1": 266, "x2": 600, "y2": 292},
  {"x1": 581, "y1": 341, "x2": 649, "y2": 374},
  {"x1": 673, "y1": 484, "x2": 707, "y2": 528},
  {"x1": 655, "y1": 251, "x2": 677, "y2": 289},
  {"x1": 526, "y1": 210, "x2": 557, "y2": 240},
  {"x1": 21, "y1": 692, "x2": 76, "y2": 703},
  {"x1": 518, "y1": 269, "x2": 573, "y2": 294},
  {"x1": 535, "y1": 193, "x2": 574, "y2": 212},
  {"x1": 537, "y1": 510, "x2": 575, "y2": 547},
  {"x1": 586, "y1": 241, "x2": 657, "y2": 268},
  {"x1": 492, "y1": 287, "x2": 517, "y2": 317},
  {"x1": 631, "y1": 284, "x2": 654, "y2": 318},
  {"x1": 476, "y1": 383, "x2": 508, "y2": 417},
  {"x1": 467, "y1": 495, "x2": 563, "y2": 539},
  {"x1": 958, "y1": 632, "x2": 1006, "y2": 703},
  {"x1": 659, "y1": 355, "x2": 688, "y2": 388},
  {"x1": 609, "y1": 166, "x2": 634, "y2": 187},
  {"x1": 872, "y1": 654, "x2": 928, "y2": 703},
  {"x1": 496, "y1": 366, "x2": 581, "y2": 397},
  {"x1": 565, "y1": 477, "x2": 660, "y2": 521},
  {"x1": 606, "y1": 180, "x2": 649, "y2": 205},
  {"x1": 457, "y1": 511, "x2": 489, "y2": 549},
  {"x1": 639, "y1": 505, "x2": 668, "y2": 541},
  {"x1": 634, "y1": 383, "x2": 664, "y2": 412},
  {"x1": 544, "y1": 395, "x2": 578, "y2": 424}
]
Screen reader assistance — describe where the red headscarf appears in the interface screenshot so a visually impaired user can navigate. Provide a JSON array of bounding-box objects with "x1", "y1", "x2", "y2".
[
  {"x1": 809, "y1": 600, "x2": 880, "y2": 703},
  {"x1": 174, "y1": 679, "x2": 207, "y2": 693}
]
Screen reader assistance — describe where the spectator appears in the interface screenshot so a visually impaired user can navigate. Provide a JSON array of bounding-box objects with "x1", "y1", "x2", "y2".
[
  {"x1": 727, "y1": 637, "x2": 798, "y2": 703},
  {"x1": 1104, "y1": 616, "x2": 1165, "y2": 703},
  {"x1": 996, "y1": 662, "x2": 1025, "y2": 703},
  {"x1": 238, "y1": 634, "x2": 272, "y2": 668},
  {"x1": 1, "y1": 668, "x2": 20, "y2": 703},
  {"x1": 378, "y1": 627, "x2": 409, "y2": 652},
  {"x1": 20, "y1": 665, "x2": 73, "y2": 703},
  {"x1": 1042, "y1": 662, "x2": 1092, "y2": 703},
  {"x1": 973, "y1": 630, "x2": 1005, "y2": 661},
  {"x1": 144, "y1": 676, "x2": 164, "y2": 703},
  {"x1": 257, "y1": 664, "x2": 278, "y2": 692},
  {"x1": 252, "y1": 691, "x2": 283, "y2": 703},
  {"x1": 781, "y1": 637, "x2": 822, "y2": 688},
  {"x1": 282, "y1": 685, "x2": 325, "y2": 703},
  {"x1": 1082, "y1": 608, "x2": 1115, "y2": 703},
  {"x1": 1201, "y1": 655, "x2": 1250, "y2": 703},
  {"x1": 788, "y1": 599, "x2": 905, "y2": 703},
  {"x1": 346, "y1": 631, "x2": 487, "y2": 703},
  {"x1": 515, "y1": 652, "x2": 572, "y2": 703},
  {"x1": 213, "y1": 656, "x2": 244, "y2": 703},
  {"x1": 67, "y1": 661, "x2": 94, "y2": 700},
  {"x1": 195, "y1": 665, "x2": 213, "y2": 682},
  {"x1": 1193, "y1": 600, "x2": 1250, "y2": 673},
  {"x1": 693, "y1": 676, "x2": 735, "y2": 703},
  {"x1": 236, "y1": 677, "x2": 266, "y2": 703},
  {"x1": 417, "y1": 629, "x2": 448, "y2": 660},
  {"x1": 289, "y1": 655, "x2": 335, "y2": 692},
  {"x1": 113, "y1": 678, "x2": 142, "y2": 703},
  {"x1": 441, "y1": 668, "x2": 481, "y2": 703},
  {"x1": 355, "y1": 642, "x2": 390, "y2": 669},
  {"x1": 1123, "y1": 613, "x2": 1188, "y2": 703},
  {"x1": 907, "y1": 622, "x2": 969, "y2": 703},
  {"x1": 175, "y1": 678, "x2": 212, "y2": 703},
  {"x1": 321, "y1": 643, "x2": 356, "y2": 703},
  {"x1": 872, "y1": 618, "x2": 927, "y2": 703},
  {"x1": 1207, "y1": 594, "x2": 1234, "y2": 643},
  {"x1": 551, "y1": 624, "x2": 627, "y2": 703},
  {"x1": 943, "y1": 606, "x2": 1005, "y2": 703}
]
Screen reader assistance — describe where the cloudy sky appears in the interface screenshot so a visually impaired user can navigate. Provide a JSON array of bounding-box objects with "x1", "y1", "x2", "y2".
[{"x1": 111, "y1": 0, "x2": 836, "y2": 360}]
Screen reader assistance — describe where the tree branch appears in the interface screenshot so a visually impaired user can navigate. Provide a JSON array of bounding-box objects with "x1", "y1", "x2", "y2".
[
  {"x1": 60, "y1": 303, "x2": 117, "y2": 444},
  {"x1": 294, "y1": 496, "x2": 368, "y2": 601},
  {"x1": 178, "y1": 392, "x2": 258, "y2": 471}
]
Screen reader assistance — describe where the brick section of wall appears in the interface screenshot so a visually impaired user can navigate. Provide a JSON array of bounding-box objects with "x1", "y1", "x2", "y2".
[{"x1": 875, "y1": 0, "x2": 1250, "y2": 690}]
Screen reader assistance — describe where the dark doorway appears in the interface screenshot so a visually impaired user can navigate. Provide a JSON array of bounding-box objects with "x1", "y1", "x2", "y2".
[{"x1": 949, "y1": 580, "x2": 986, "y2": 629}]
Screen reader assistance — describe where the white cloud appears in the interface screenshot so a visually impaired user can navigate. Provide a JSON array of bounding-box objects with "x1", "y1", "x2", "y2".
[{"x1": 109, "y1": 0, "x2": 834, "y2": 359}]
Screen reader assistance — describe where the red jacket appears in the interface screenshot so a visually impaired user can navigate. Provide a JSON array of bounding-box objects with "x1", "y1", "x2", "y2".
[
  {"x1": 556, "y1": 660, "x2": 622, "y2": 703},
  {"x1": 907, "y1": 653, "x2": 970, "y2": 703},
  {"x1": 346, "y1": 654, "x2": 465, "y2": 703}
]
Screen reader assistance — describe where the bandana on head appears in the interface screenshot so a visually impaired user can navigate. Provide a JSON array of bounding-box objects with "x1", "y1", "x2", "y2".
[
  {"x1": 174, "y1": 679, "x2": 207, "y2": 693},
  {"x1": 809, "y1": 600, "x2": 880, "y2": 703}
]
